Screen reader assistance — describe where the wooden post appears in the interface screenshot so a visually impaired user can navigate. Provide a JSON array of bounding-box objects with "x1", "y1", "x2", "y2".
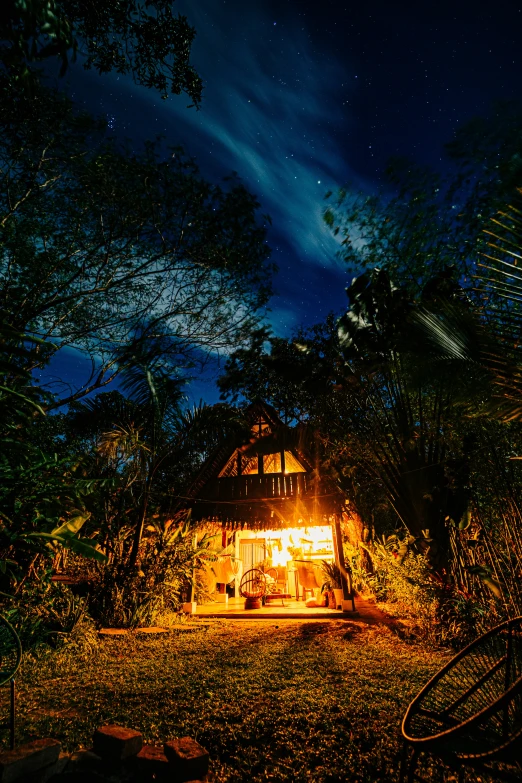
[
  {"x1": 9, "y1": 678, "x2": 15, "y2": 750},
  {"x1": 331, "y1": 522, "x2": 339, "y2": 566},
  {"x1": 234, "y1": 530, "x2": 241, "y2": 598},
  {"x1": 190, "y1": 533, "x2": 198, "y2": 603},
  {"x1": 333, "y1": 514, "x2": 356, "y2": 611}
]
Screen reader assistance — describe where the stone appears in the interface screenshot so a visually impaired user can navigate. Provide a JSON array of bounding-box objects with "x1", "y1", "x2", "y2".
[
  {"x1": 134, "y1": 627, "x2": 169, "y2": 635},
  {"x1": 98, "y1": 628, "x2": 128, "y2": 636},
  {"x1": 0, "y1": 739, "x2": 61, "y2": 783},
  {"x1": 163, "y1": 738, "x2": 209, "y2": 782},
  {"x1": 65, "y1": 749, "x2": 104, "y2": 772},
  {"x1": 132, "y1": 745, "x2": 170, "y2": 779},
  {"x1": 93, "y1": 725, "x2": 143, "y2": 761},
  {"x1": 25, "y1": 752, "x2": 69, "y2": 783}
]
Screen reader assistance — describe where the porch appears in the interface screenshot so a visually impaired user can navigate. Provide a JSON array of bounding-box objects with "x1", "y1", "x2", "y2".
[
  {"x1": 194, "y1": 595, "x2": 390, "y2": 623},
  {"x1": 197, "y1": 523, "x2": 356, "y2": 613},
  {"x1": 195, "y1": 596, "x2": 342, "y2": 619}
]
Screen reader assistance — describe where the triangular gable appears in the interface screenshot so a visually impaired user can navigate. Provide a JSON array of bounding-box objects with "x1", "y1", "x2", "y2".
[{"x1": 186, "y1": 402, "x2": 337, "y2": 525}]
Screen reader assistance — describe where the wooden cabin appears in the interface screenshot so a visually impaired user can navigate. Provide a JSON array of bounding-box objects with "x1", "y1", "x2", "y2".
[{"x1": 188, "y1": 402, "x2": 354, "y2": 612}]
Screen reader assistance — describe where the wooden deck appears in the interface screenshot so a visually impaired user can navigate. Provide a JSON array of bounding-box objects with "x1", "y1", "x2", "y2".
[{"x1": 195, "y1": 596, "x2": 388, "y2": 622}]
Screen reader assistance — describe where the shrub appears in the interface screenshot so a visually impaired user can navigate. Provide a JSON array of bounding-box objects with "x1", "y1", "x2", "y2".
[
  {"x1": 370, "y1": 544, "x2": 439, "y2": 627},
  {"x1": 85, "y1": 517, "x2": 210, "y2": 628},
  {"x1": 3, "y1": 582, "x2": 97, "y2": 653},
  {"x1": 356, "y1": 534, "x2": 493, "y2": 647},
  {"x1": 437, "y1": 589, "x2": 489, "y2": 648},
  {"x1": 344, "y1": 542, "x2": 371, "y2": 595},
  {"x1": 355, "y1": 535, "x2": 441, "y2": 640}
]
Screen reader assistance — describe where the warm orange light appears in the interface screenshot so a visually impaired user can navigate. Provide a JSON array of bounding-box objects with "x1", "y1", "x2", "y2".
[{"x1": 241, "y1": 525, "x2": 333, "y2": 567}]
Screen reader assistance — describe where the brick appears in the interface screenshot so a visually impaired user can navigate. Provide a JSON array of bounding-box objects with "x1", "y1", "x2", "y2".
[
  {"x1": 0, "y1": 739, "x2": 61, "y2": 783},
  {"x1": 163, "y1": 738, "x2": 209, "y2": 782},
  {"x1": 132, "y1": 745, "x2": 170, "y2": 779},
  {"x1": 93, "y1": 725, "x2": 142, "y2": 761}
]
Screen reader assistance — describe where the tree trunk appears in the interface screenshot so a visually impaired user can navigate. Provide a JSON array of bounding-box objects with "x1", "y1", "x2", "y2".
[{"x1": 128, "y1": 478, "x2": 151, "y2": 570}]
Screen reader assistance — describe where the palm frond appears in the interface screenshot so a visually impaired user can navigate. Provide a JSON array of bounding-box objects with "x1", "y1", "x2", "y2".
[
  {"x1": 116, "y1": 337, "x2": 187, "y2": 412},
  {"x1": 408, "y1": 304, "x2": 483, "y2": 363},
  {"x1": 471, "y1": 187, "x2": 522, "y2": 418},
  {"x1": 70, "y1": 392, "x2": 141, "y2": 434},
  {"x1": 478, "y1": 190, "x2": 522, "y2": 317},
  {"x1": 98, "y1": 425, "x2": 149, "y2": 460}
]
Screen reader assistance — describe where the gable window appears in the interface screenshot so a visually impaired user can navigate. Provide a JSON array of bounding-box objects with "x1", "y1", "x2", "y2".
[
  {"x1": 252, "y1": 416, "x2": 271, "y2": 438},
  {"x1": 218, "y1": 451, "x2": 239, "y2": 477},
  {"x1": 263, "y1": 453, "x2": 282, "y2": 473},
  {"x1": 241, "y1": 455, "x2": 259, "y2": 475},
  {"x1": 284, "y1": 451, "x2": 306, "y2": 473},
  {"x1": 218, "y1": 447, "x2": 307, "y2": 477}
]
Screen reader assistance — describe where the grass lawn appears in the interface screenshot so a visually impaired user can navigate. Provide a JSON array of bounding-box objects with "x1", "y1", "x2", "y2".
[{"x1": 4, "y1": 619, "x2": 452, "y2": 782}]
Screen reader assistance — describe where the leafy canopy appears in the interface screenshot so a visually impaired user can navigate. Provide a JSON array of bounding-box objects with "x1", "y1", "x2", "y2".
[
  {"x1": 0, "y1": 0, "x2": 203, "y2": 104},
  {"x1": 0, "y1": 85, "x2": 275, "y2": 406}
]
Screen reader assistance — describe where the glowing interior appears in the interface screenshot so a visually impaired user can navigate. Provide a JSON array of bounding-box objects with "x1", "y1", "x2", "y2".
[{"x1": 238, "y1": 525, "x2": 334, "y2": 567}]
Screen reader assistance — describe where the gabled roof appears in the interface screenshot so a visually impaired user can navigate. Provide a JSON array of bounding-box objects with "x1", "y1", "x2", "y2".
[
  {"x1": 186, "y1": 400, "x2": 287, "y2": 498},
  {"x1": 186, "y1": 401, "x2": 344, "y2": 529},
  {"x1": 244, "y1": 399, "x2": 282, "y2": 429}
]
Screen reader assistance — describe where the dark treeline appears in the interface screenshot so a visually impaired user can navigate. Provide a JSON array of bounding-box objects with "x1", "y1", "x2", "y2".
[
  {"x1": 2, "y1": 2, "x2": 522, "y2": 648},
  {"x1": 0, "y1": 0, "x2": 272, "y2": 641}
]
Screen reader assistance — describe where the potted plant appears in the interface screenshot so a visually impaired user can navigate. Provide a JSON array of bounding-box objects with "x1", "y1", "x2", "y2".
[
  {"x1": 319, "y1": 581, "x2": 331, "y2": 607},
  {"x1": 321, "y1": 561, "x2": 343, "y2": 609}
]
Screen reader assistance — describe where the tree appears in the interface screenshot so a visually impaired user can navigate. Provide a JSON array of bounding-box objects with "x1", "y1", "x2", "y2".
[
  {"x1": 0, "y1": 0, "x2": 203, "y2": 105},
  {"x1": 323, "y1": 102, "x2": 522, "y2": 300},
  {"x1": 219, "y1": 268, "x2": 483, "y2": 569},
  {"x1": 446, "y1": 102, "x2": 522, "y2": 198},
  {"x1": 323, "y1": 164, "x2": 477, "y2": 298},
  {"x1": 0, "y1": 320, "x2": 108, "y2": 599},
  {"x1": 404, "y1": 187, "x2": 522, "y2": 421},
  {"x1": 217, "y1": 318, "x2": 340, "y2": 425},
  {"x1": 68, "y1": 347, "x2": 250, "y2": 569},
  {"x1": 382, "y1": 190, "x2": 522, "y2": 610},
  {"x1": 0, "y1": 86, "x2": 275, "y2": 407}
]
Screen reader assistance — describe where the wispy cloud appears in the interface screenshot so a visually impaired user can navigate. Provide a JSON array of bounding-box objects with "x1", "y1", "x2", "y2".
[
  {"x1": 267, "y1": 304, "x2": 302, "y2": 337},
  {"x1": 146, "y1": 0, "x2": 363, "y2": 269}
]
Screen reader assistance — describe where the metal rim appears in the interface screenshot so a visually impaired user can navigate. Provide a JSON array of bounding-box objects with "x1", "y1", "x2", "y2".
[
  {"x1": 0, "y1": 615, "x2": 22, "y2": 686},
  {"x1": 402, "y1": 615, "x2": 522, "y2": 750},
  {"x1": 240, "y1": 568, "x2": 267, "y2": 599}
]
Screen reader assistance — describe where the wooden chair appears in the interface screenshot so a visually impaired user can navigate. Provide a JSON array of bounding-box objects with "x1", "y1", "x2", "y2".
[
  {"x1": 400, "y1": 615, "x2": 522, "y2": 782},
  {"x1": 295, "y1": 560, "x2": 322, "y2": 601},
  {"x1": 274, "y1": 565, "x2": 288, "y2": 594}
]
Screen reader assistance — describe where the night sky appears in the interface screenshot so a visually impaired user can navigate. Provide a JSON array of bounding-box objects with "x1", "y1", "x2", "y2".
[{"x1": 47, "y1": 0, "x2": 522, "y2": 403}]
